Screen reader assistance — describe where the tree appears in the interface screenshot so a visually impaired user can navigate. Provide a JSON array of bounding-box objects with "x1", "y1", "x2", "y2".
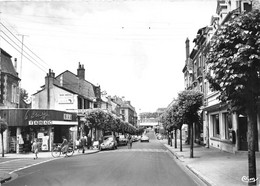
[
  {"x1": 0, "y1": 119, "x2": 8, "y2": 157},
  {"x1": 19, "y1": 88, "x2": 31, "y2": 108},
  {"x1": 84, "y1": 109, "x2": 136, "y2": 139},
  {"x1": 177, "y1": 90, "x2": 203, "y2": 158},
  {"x1": 206, "y1": 9, "x2": 260, "y2": 185}
]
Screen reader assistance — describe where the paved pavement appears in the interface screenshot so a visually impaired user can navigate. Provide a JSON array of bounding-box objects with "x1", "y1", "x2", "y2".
[
  {"x1": 161, "y1": 139, "x2": 260, "y2": 186},
  {"x1": 0, "y1": 149, "x2": 99, "y2": 184}
]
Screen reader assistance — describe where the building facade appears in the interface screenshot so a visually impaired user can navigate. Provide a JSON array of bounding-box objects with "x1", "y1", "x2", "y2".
[
  {"x1": 184, "y1": 0, "x2": 260, "y2": 153},
  {"x1": 32, "y1": 63, "x2": 101, "y2": 143},
  {"x1": 112, "y1": 96, "x2": 137, "y2": 127},
  {"x1": 0, "y1": 48, "x2": 20, "y2": 154}
]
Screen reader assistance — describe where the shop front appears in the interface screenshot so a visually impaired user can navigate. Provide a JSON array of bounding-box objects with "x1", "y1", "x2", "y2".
[{"x1": 0, "y1": 109, "x2": 77, "y2": 154}]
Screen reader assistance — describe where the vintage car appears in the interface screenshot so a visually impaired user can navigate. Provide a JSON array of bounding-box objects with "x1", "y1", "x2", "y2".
[
  {"x1": 100, "y1": 135, "x2": 118, "y2": 150},
  {"x1": 117, "y1": 135, "x2": 128, "y2": 146},
  {"x1": 140, "y1": 135, "x2": 149, "y2": 142}
]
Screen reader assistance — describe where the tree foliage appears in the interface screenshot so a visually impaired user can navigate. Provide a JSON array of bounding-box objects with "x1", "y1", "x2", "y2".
[
  {"x1": 84, "y1": 109, "x2": 137, "y2": 134},
  {"x1": 207, "y1": 9, "x2": 260, "y2": 112},
  {"x1": 160, "y1": 103, "x2": 182, "y2": 131},
  {"x1": 177, "y1": 90, "x2": 203, "y2": 125}
]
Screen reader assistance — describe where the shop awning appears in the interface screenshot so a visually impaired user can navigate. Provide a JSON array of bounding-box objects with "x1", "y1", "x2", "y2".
[{"x1": 52, "y1": 121, "x2": 78, "y2": 125}]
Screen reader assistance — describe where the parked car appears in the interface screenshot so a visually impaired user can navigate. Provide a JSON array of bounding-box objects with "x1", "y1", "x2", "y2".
[
  {"x1": 140, "y1": 135, "x2": 149, "y2": 142},
  {"x1": 117, "y1": 135, "x2": 128, "y2": 146},
  {"x1": 100, "y1": 135, "x2": 118, "y2": 150},
  {"x1": 132, "y1": 135, "x2": 139, "y2": 142}
]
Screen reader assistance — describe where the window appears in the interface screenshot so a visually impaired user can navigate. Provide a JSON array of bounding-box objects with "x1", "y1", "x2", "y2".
[
  {"x1": 78, "y1": 97, "x2": 82, "y2": 109},
  {"x1": 212, "y1": 114, "x2": 220, "y2": 137},
  {"x1": 243, "y1": 2, "x2": 252, "y2": 12},
  {"x1": 84, "y1": 99, "x2": 89, "y2": 109},
  {"x1": 223, "y1": 112, "x2": 232, "y2": 140},
  {"x1": 11, "y1": 84, "x2": 18, "y2": 103}
]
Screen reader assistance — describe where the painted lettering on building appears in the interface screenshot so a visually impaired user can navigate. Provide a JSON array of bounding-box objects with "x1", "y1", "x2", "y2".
[{"x1": 25, "y1": 110, "x2": 49, "y2": 120}]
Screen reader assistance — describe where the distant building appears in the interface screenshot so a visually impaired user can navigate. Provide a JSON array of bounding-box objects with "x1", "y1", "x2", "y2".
[{"x1": 112, "y1": 96, "x2": 137, "y2": 127}]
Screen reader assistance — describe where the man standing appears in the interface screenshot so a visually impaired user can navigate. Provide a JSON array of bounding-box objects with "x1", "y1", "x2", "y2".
[
  {"x1": 31, "y1": 138, "x2": 39, "y2": 159},
  {"x1": 81, "y1": 135, "x2": 87, "y2": 153},
  {"x1": 87, "y1": 134, "x2": 92, "y2": 150},
  {"x1": 61, "y1": 136, "x2": 69, "y2": 156}
]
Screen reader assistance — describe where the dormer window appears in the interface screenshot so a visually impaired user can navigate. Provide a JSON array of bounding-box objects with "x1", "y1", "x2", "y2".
[{"x1": 242, "y1": 2, "x2": 252, "y2": 12}]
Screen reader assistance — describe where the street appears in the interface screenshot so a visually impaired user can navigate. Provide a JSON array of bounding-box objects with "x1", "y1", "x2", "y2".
[{"x1": 3, "y1": 131, "x2": 204, "y2": 186}]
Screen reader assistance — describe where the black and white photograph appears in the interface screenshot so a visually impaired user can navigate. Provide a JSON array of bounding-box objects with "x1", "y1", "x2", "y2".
[{"x1": 0, "y1": 0, "x2": 260, "y2": 185}]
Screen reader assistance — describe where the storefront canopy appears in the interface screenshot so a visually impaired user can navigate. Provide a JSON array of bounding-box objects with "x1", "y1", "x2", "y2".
[{"x1": 0, "y1": 109, "x2": 77, "y2": 127}]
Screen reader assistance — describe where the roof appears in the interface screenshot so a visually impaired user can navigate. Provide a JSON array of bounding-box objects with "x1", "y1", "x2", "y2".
[
  {"x1": 55, "y1": 70, "x2": 96, "y2": 100},
  {"x1": 0, "y1": 48, "x2": 19, "y2": 79}
]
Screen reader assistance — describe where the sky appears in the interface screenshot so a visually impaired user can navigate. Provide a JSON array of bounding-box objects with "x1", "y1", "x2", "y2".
[{"x1": 0, "y1": 0, "x2": 216, "y2": 113}]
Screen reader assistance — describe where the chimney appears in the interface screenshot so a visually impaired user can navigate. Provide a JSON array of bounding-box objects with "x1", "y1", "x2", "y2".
[
  {"x1": 45, "y1": 69, "x2": 55, "y2": 109},
  {"x1": 77, "y1": 62, "x2": 85, "y2": 80},
  {"x1": 185, "y1": 38, "x2": 190, "y2": 65},
  {"x1": 45, "y1": 69, "x2": 55, "y2": 89}
]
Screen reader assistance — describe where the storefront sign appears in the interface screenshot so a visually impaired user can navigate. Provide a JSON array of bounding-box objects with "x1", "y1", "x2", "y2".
[
  {"x1": 25, "y1": 110, "x2": 49, "y2": 120},
  {"x1": 63, "y1": 113, "x2": 72, "y2": 120},
  {"x1": 28, "y1": 120, "x2": 53, "y2": 125}
]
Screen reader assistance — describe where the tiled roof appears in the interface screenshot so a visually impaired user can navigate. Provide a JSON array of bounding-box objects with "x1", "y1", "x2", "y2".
[
  {"x1": 55, "y1": 70, "x2": 95, "y2": 100},
  {"x1": 0, "y1": 48, "x2": 19, "y2": 78}
]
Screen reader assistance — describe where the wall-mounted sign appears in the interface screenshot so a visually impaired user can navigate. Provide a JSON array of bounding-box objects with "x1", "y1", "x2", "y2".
[
  {"x1": 28, "y1": 120, "x2": 52, "y2": 125},
  {"x1": 58, "y1": 93, "x2": 74, "y2": 104},
  {"x1": 63, "y1": 113, "x2": 72, "y2": 121},
  {"x1": 25, "y1": 110, "x2": 49, "y2": 120}
]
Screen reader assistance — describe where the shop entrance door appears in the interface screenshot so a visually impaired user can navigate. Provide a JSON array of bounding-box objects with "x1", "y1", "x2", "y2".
[{"x1": 238, "y1": 116, "x2": 248, "y2": 151}]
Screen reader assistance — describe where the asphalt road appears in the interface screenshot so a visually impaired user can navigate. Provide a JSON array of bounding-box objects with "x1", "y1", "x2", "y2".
[{"x1": 3, "y1": 131, "x2": 201, "y2": 186}]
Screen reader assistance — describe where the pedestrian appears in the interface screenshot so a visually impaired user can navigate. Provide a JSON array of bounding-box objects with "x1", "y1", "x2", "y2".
[
  {"x1": 81, "y1": 135, "x2": 87, "y2": 153},
  {"x1": 31, "y1": 138, "x2": 39, "y2": 159},
  {"x1": 87, "y1": 134, "x2": 92, "y2": 150},
  {"x1": 128, "y1": 135, "x2": 133, "y2": 149},
  {"x1": 76, "y1": 137, "x2": 81, "y2": 152}
]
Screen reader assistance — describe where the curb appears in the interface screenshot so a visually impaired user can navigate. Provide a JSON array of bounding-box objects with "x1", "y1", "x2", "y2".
[
  {"x1": 0, "y1": 172, "x2": 12, "y2": 184},
  {"x1": 162, "y1": 143, "x2": 213, "y2": 186},
  {"x1": 163, "y1": 144, "x2": 185, "y2": 162},
  {"x1": 186, "y1": 165, "x2": 215, "y2": 186},
  {"x1": 0, "y1": 150, "x2": 100, "y2": 184}
]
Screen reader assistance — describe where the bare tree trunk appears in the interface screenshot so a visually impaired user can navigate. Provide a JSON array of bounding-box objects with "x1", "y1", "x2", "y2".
[
  {"x1": 187, "y1": 125, "x2": 190, "y2": 145},
  {"x1": 174, "y1": 129, "x2": 177, "y2": 149},
  {"x1": 1, "y1": 132, "x2": 4, "y2": 157},
  {"x1": 246, "y1": 106, "x2": 257, "y2": 186},
  {"x1": 180, "y1": 128, "x2": 183, "y2": 152},
  {"x1": 190, "y1": 123, "x2": 194, "y2": 158}
]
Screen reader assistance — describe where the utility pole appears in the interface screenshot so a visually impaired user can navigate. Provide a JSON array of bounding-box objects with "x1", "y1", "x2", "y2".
[
  {"x1": 17, "y1": 34, "x2": 28, "y2": 82},
  {"x1": 17, "y1": 34, "x2": 28, "y2": 108}
]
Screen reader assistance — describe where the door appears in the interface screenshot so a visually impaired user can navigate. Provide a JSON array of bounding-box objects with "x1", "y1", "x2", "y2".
[{"x1": 238, "y1": 116, "x2": 248, "y2": 151}]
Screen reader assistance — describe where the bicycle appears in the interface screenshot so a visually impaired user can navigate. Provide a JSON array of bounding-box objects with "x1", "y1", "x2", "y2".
[{"x1": 51, "y1": 143, "x2": 74, "y2": 158}]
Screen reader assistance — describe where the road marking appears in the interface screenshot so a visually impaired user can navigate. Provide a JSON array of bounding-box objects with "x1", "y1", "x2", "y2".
[
  {"x1": 9, "y1": 158, "x2": 57, "y2": 174},
  {"x1": 0, "y1": 159, "x2": 22, "y2": 165},
  {"x1": 101, "y1": 149, "x2": 168, "y2": 153}
]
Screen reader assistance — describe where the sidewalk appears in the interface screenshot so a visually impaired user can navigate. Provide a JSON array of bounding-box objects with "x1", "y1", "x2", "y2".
[
  {"x1": 0, "y1": 149, "x2": 99, "y2": 184},
  {"x1": 161, "y1": 139, "x2": 260, "y2": 186}
]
